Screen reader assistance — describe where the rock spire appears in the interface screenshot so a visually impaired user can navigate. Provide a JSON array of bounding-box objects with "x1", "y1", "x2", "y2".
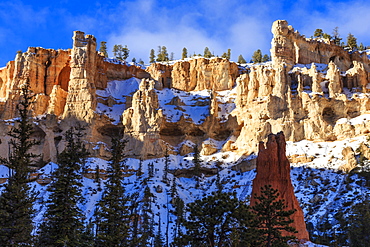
[{"x1": 250, "y1": 132, "x2": 309, "y2": 240}]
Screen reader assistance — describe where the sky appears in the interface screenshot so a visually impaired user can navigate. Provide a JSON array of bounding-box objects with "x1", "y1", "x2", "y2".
[{"x1": 1, "y1": 0, "x2": 370, "y2": 66}]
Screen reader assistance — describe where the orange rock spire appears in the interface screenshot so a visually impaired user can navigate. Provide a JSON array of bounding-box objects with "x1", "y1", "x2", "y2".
[{"x1": 250, "y1": 131, "x2": 309, "y2": 240}]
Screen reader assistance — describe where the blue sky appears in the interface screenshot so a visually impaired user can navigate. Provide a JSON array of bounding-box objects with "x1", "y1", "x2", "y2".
[{"x1": 1, "y1": 0, "x2": 369, "y2": 66}]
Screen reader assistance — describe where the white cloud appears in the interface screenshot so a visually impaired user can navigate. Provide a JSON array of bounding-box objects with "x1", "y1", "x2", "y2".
[{"x1": 105, "y1": 0, "x2": 275, "y2": 62}]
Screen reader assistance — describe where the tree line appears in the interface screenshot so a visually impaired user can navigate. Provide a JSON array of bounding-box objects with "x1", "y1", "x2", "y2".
[
  {"x1": 312, "y1": 27, "x2": 367, "y2": 51},
  {"x1": 98, "y1": 41, "x2": 270, "y2": 65}
]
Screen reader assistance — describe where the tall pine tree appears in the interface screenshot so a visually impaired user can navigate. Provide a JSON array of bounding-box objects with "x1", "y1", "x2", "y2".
[
  {"x1": 99, "y1": 41, "x2": 108, "y2": 58},
  {"x1": 94, "y1": 138, "x2": 130, "y2": 246},
  {"x1": 252, "y1": 185, "x2": 297, "y2": 247},
  {"x1": 37, "y1": 126, "x2": 89, "y2": 247},
  {"x1": 0, "y1": 82, "x2": 38, "y2": 246}
]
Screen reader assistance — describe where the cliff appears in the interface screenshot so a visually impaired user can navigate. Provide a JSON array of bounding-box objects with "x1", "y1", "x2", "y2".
[
  {"x1": 0, "y1": 20, "x2": 370, "y2": 162},
  {"x1": 250, "y1": 132, "x2": 309, "y2": 240}
]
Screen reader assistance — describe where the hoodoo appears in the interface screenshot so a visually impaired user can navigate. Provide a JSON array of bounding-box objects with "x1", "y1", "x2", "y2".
[{"x1": 250, "y1": 132, "x2": 310, "y2": 240}]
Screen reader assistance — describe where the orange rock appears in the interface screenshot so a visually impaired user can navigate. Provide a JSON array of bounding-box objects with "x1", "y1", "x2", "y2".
[{"x1": 250, "y1": 132, "x2": 310, "y2": 240}]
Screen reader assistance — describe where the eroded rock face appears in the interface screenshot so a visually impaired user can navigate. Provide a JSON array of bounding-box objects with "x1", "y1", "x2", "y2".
[
  {"x1": 250, "y1": 132, "x2": 309, "y2": 240},
  {"x1": 171, "y1": 57, "x2": 239, "y2": 91},
  {"x1": 122, "y1": 79, "x2": 165, "y2": 158},
  {"x1": 271, "y1": 20, "x2": 370, "y2": 71}
]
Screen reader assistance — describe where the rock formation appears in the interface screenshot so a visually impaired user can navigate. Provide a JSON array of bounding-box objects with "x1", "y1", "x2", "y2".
[
  {"x1": 1, "y1": 20, "x2": 370, "y2": 162},
  {"x1": 250, "y1": 132, "x2": 309, "y2": 240},
  {"x1": 271, "y1": 20, "x2": 370, "y2": 71}
]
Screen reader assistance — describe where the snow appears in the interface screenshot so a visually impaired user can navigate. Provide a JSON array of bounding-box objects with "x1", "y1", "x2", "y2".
[
  {"x1": 157, "y1": 88, "x2": 211, "y2": 124},
  {"x1": 96, "y1": 78, "x2": 140, "y2": 124},
  {"x1": 215, "y1": 87, "x2": 237, "y2": 122}
]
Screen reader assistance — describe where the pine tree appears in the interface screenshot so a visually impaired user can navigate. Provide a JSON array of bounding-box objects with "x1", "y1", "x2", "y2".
[
  {"x1": 175, "y1": 191, "x2": 255, "y2": 246},
  {"x1": 346, "y1": 33, "x2": 358, "y2": 50},
  {"x1": 313, "y1": 29, "x2": 324, "y2": 38},
  {"x1": 99, "y1": 41, "x2": 108, "y2": 58},
  {"x1": 37, "y1": 126, "x2": 89, "y2": 247},
  {"x1": 172, "y1": 196, "x2": 184, "y2": 241},
  {"x1": 132, "y1": 57, "x2": 136, "y2": 64},
  {"x1": 359, "y1": 43, "x2": 365, "y2": 51},
  {"x1": 262, "y1": 54, "x2": 270, "y2": 62},
  {"x1": 222, "y1": 49, "x2": 231, "y2": 59},
  {"x1": 94, "y1": 138, "x2": 130, "y2": 246},
  {"x1": 252, "y1": 49, "x2": 263, "y2": 63},
  {"x1": 182, "y1": 47, "x2": 188, "y2": 60},
  {"x1": 332, "y1": 27, "x2": 342, "y2": 46},
  {"x1": 157, "y1": 46, "x2": 169, "y2": 62},
  {"x1": 192, "y1": 145, "x2": 201, "y2": 177},
  {"x1": 162, "y1": 149, "x2": 170, "y2": 184},
  {"x1": 347, "y1": 199, "x2": 370, "y2": 246},
  {"x1": 127, "y1": 192, "x2": 141, "y2": 247},
  {"x1": 149, "y1": 49, "x2": 156, "y2": 63},
  {"x1": 237, "y1": 54, "x2": 247, "y2": 64},
  {"x1": 154, "y1": 217, "x2": 165, "y2": 247},
  {"x1": 138, "y1": 186, "x2": 154, "y2": 246},
  {"x1": 0, "y1": 82, "x2": 38, "y2": 246},
  {"x1": 252, "y1": 185, "x2": 297, "y2": 247},
  {"x1": 204, "y1": 47, "x2": 212, "y2": 58},
  {"x1": 170, "y1": 52, "x2": 174, "y2": 61},
  {"x1": 113, "y1": 44, "x2": 130, "y2": 61}
]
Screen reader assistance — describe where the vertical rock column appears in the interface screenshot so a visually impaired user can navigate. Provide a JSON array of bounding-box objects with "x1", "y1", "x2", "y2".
[
  {"x1": 63, "y1": 31, "x2": 97, "y2": 122},
  {"x1": 250, "y1": 132, "x2": 309, "y2": 240}
]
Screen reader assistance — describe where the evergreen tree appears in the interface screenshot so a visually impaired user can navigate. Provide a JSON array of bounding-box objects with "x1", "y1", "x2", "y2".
[
  {"x1": 332, "y1": 27, "x2": 342, "y2": 46},
  {"x1": 132, "y1": 57, "x2": 136, "y2": 64},
  {"x1": 138, "y1": 59, "x2": 144, "y2": 65},
  {"x1": 262, "y1": 54, "x2": 270, "y2": 62},
  {"x1": 252, "y1": 49, "x2": 263, "y2": 63},
  {"x1": 192, "y1": 145, "x2": 201, "y2": 177},
  {"x1": 162, "y1": 149, "x2": 170, "y2": 184},
  {"x1": 237, "y1": 54, "x2": 246, "y2": 64},
  {"x1": 359, "y1": 43, "x2": 365, "y2": 51},
  {"x1": 99, "y1": 41, "x2": 108, "y2": 58},
  {"x1": 94, "y1": 138, "x2": 130, "y2": 246},
  {"x1": 170, "y1": 52, "x2": 174, "y2": 61},
  {"x1": 204, "y1": 47, "x2": 212, "y2": 58},
  {"x1": 346, "y1": 33, "x2": 357, "y2": 50},
  {"x1": 113, "y1": 44, "x2": 130, "y2": 61},
  {"x1": 138, "y1": 186, "x2": 154, "y2": 246},
  {"x1": 252, "y1": 185, "x2": 297, "y2": 247},
  {"x1": 127, "y1": 192, "x2": 141, "y2": 247},
  {"x1": 347, "y1": 199, "x2": 370, "y2": 247},
  {"x1": 149, "y1": 49, "x2": 156, "y2": 63},
  {"x1": 313, "y1": 28, "x2": 324, "y2": 38},
  {"x1": 154, "y1": 217, "x2": 165, "y2": 247},
  {"x1": 37, "y1": 126, "x2": 89, "y2": 247},
  {"x1": 157, "y1": 46, "x2": 169, "y2": 62},
  {"x1": 172, "y1": 196, "x2": 185, "y2": 241},
  {"x1": 0, "y1": 82, "x2": 38, "y2": 246},
  {"x1": 182, "y1": 47, "x2": 188, "y2": 60},
  {"x1": 175, "y1": 191, "x2": 255, "y2": 246},
  {"x1": 221, "y1": 49, "x2": 231, "y2": 59},
  {"x1": 137, "y1": 158, "x2": 143, "y2": 177},
  {"x1": 323, "y1": 33, "x2": 332, "y2": 40}
]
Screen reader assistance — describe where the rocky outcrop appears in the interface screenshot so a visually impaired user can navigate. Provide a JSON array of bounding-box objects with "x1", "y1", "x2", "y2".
[
  {"x1": 271, "y1": 20, "x2": 370, "y2": 71},
  {"x1": 62, "y1": 31, "x2": 98, "y2": 122},
  {"x1": 171, "y1": 57, "x2": 239, "y2": 91},
  {"x1": 122, "y1": 79, "x2": 166, "y2": 158},
  {"x1": 250, "y1": 132, "x2": 309, "y2": 240},
  {"x1": 0, "y1": 48, "x2": 70, "y2": 119},
  {"x1": 145, "y1": 57, "x2": 239, "y2": 92}
]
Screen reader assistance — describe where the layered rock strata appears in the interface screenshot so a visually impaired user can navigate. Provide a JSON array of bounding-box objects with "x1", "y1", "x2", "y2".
[{"x1": 250, "y1": 132, "x2": 309, "y2": 240}]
